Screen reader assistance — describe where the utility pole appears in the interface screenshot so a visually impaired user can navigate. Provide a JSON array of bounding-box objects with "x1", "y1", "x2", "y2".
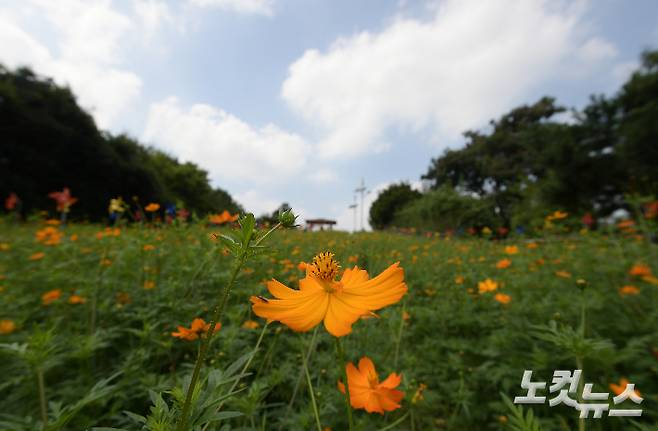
[
  {"x1": 354, "y1": 178, "x2": 369, "y2": 231},
  {"x1": 348, "y1": 196, "x2": 357, "y2": 233}
]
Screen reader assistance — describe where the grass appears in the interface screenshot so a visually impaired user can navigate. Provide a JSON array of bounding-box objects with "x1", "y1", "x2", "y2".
[{"x1": 0, "y1": 217, "x2": 656, "y2": 430}]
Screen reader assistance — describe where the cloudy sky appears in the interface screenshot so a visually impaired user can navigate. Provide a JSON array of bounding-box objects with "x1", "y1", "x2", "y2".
[{"x1": 2, "y1": 0, "x2": 657, "y2": 229}]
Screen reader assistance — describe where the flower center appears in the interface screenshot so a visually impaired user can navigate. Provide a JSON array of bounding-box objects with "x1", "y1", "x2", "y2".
[{"x1": 309, "y1": 251, "x2": 340, "y2": 282}]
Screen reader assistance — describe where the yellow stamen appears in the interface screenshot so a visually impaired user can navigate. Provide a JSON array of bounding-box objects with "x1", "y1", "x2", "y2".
[{"x1": 309, "y1": 252, "x2": 340, "y2": 282}]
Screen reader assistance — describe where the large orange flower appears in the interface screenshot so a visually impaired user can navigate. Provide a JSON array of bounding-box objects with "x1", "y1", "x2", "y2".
[
  {"x1": 337, "y1": 357, "x2": 404, "y2": 414},
  {"x1": 250, "y1": 252, "x2": 407, "y2": 337}
]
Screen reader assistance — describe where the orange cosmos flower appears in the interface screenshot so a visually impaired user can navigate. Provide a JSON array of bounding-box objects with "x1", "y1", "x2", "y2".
[
  {"x1": 619, "y1": 285, "x2": 640, "y2": 295},
  {"x1": 68, "y1": 294, "x2": 87, "y2": 304},
  {"x1": 35, "y1": 226, "x2": 64, "y2": 246},
  {"x1": 172, "y1": 318, "x2": 221, "y2": 341},
  {"x1": 0, "y1": 319, "x2": 17, "y2": 335},
  {"x1": 297, "y1": 261, "x2": 307, "y2": 271},
  {"x1": 555, "y1": 271, "x2": 572, "y2": 278},
  {"x1": 496, "y1": 258, "x2": 512, "y2": 269},
  {"x1": 454, "y1": 275, "x2": 464, "y2": 284},
  {"x1": 242, "y1": 320, "x2": 260, "y2": 329},
  {"x1": 629, "y1": 264, "x2": 652, "y2": 278},
  {"x1": 494, "y1": 293, "x2": 512, "y2": 304},
  {"x1": 208, "y1": 210, "x2": 239, "y2": 225},
  {"x1": 250, "y1": 252, "x2": 407, "y2": 337},
  {"x1": 478, "y1": 278, "x2": 498, "y2": 294},
  {"x1": 337, "y1": 357, "x2": 404, "y2": 414},
  {"x1": 143, "y1": 244, "x2": 155, "y2": 251},
  {"x1": 143, "y1": 280, "x2": 156, "y2": 289},
  {"x1": 42, "y1": 289, "x2": 62, "y2": 305},
  {"x1": 609, "y1": 378, "x2": 641, "y2": 397},
  {"x1": 546, "y1": 210, "x2": 568, "y2": 221},
  {"x1": 504, "y1": 245, "x2": 519, "y2": 255},
  {"x1": 29, "y1": 252, "x2": 45, "y2": 261},
  {"x1": 145, "y1": 203, "x2": 160, "y2": 212}
]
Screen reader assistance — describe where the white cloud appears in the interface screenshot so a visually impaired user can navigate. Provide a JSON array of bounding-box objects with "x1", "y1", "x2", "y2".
[
  {"x1": 142, "y1": 97, "x2": 310, "y2": 184},
  {"x1": 133, "y1": 0, "x2": 175, "y2": 41},
  {"x1": 0, "y1": 0, "x2": 142, "y2": 129},
  {"x1": 282, "y1": 0, "x2": 617, "y2": 159},
  {"x1": 187, "y1": 0, "x2": 274, "y2": 16},
  {"x1": 309, "y1": 168, "x2": 339, "y2": 184},
  {"x1": 234, "y1": 189, "x2": 281, "y2": 216}
]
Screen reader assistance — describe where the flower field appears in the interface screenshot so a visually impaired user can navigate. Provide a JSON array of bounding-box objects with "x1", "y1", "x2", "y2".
[{"x1": 1, "y1": 217, "x2": 657, "y2": 431}]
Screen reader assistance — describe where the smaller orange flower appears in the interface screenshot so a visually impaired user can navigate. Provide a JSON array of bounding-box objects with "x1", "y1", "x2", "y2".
[
  {"x1": 172, "y1": 318, "x2": 221, "y2": 341},
  {"x1": 42, "y1": 289, "x2": 62, "y2": 305},
  {"x1": 0, "y1": 319, "x2": 17, "y2": 335},
  {"x1": 504, "y1": 245, "x2": 519, "y2": 255},
  {"x1": 208, "y1": 210, "x2": 239, "y2": 225},
  {"x1": 143, "y1": 280, "x2": 156, "y2": 290},
  {"x1": 30, "y1": 252, "x2": 45, "y2": 261},
  {"x1": 555, "y1": 271, "x2": 572, "y2": 278},
  {"x1": 642, "y1": 275, "x2": 658, "y2": 285},
  {"x1": 0, "y1": 243, "x2": 10, "y2": 251},
  {"x1": 411, "y1": 383, "x2": 427, "y2": 404},
  {"x1": 619, "y1": 285, "x2": 640, "y2": 295},
  {"x1": 478, "y1": 278, "x2": 498, "y2": 293},
  {"x1": 68, "y1": 294, "x2": 87, "y2": 304},
  {"x1": 145, "y1": 203, "x2": 160, "y2": 212},
  {"x1": 337, "y1": 357, "x2": 404, "y2": 414},
  {"x1": 70, "y1": 234, "x2": 78, "y2": 241},
  {"x1": 629, "y1": 264, "x2": 652, "y2": 278},
  {"x1": 100, "y1": 258, "x2": 112, "y2": 266},
  {"x1": 242, "y1": 320, "x2": 260, "y2": 329},
  {"x1": 143, "y1": 244, "x2": 155, "y2": 251},
  {"x1": 402, "y1": 311, "x2": 411, "y2": 321},
  {"x1": 494, "y1": 293, "x2": 512, "y2": 304},
  {"x1": 116, "y1": 292, "x2": 131, "y2": 306},
  {"x1": 526, "y1": 242, "x2": 538, "y2": 249},
  {"x1": 496, "y1": 258, "x2": 512, "y2": 269},
  {"x1": 454, "y1": 275, "x2": 464, "y2": 284},
  {"x1": 610, "y1": 378, "x2": 641, "y2": 397},
  {"x1": 297, "y1": 261, "x2": 307, "y2": 271}
]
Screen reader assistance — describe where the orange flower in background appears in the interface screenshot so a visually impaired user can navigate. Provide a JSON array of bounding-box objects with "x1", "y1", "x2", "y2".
[
  {"x1": 208, "y1": 210, "x2": 239, "y2": 225},
  {"x1": 48, "y1": 187, "x2": 78, "y2": 212},
  {"x1": 42, "y1": 289, "x2": 62, "y2": 305},
  {"x1": 504, "y1": 245, "x2": 519, "y2": 255},
  {"x1": 35, "y1": 226, "x2": 64, "y2": 246},
  {"x1": 144, "y1": 203, "x2": 160, "y2": 212},
  {"x1": 143, "y1": 280, "x2": 156, "y2": 289},
  {"x1": 143, "y1": 244, "x2": 155, "y2": 251},
  {"x1": 411, "y1": 383, "x2": 427, "y2": 404},
  {"x1": 526, "y1": 242, "x2": 538, "y2": 249},
  {"x1": 250, "y1": 252, "x2": 408, "y2": 337},
  {"x1": 629, "y1": 264, "x2": 652, "y2": 278},
  {"x1": 496, "y1": 258, "x2": 512, "y2": 269},
  {"x1": 29, "y1": 252, "x2": 45, "y2": 261},
  {"x1": 619, "y1": 285, "x2": 640, "y2": 296},
  {"x1": 5, "y1": 192, "x2": 19, "y2": 210},
  {"x1": 644, "y1": 201, "x2": 658, "y2": 219},
  {"x1": 172, "y1": 318, "x2": 221, "y2": 341},
  {"x1": 478, "y1": 278, "x2": 498, "y2": 294},
  {"x1": 546, "y1": 210, "x2": 568, "y2": 221},
  {"x1": 642, "y1": 275, "x2": 658, "y2": 285},
  {"x1": 494, "y1": 293, "x2": 512, "y2": 304},
  {"x1": 297, "y1": 261, "x2": 307, "y2": 271},
  {"x1": 68, "y1": 294, "x2": 87, "y2": 304},
  {"x1": 454, "y1": 275, "x2": 464, "y2": 284},
  {"x1": 610, "y1": 378, "x2": 641, "y2": 397},
  {"x1": 242, "y1": 320, "x2": 260, "y2": 329},
  {"x1": 337, "y1": 357, "x2": 404, "y2": 414},
  {"x1": 555, "y1": 271, "x2": 572, "y2": 278},
  {"x1": 0, "y1": 319, "x2": 17, "y2": 335}
]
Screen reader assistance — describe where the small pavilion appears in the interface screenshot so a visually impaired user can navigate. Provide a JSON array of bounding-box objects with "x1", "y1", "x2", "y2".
[{"x1": 305, "y1": 218, "x2": 337, "y2": 231}]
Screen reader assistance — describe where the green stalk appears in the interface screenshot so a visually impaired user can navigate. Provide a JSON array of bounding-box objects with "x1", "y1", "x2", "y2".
[
  {"x1": 302, "y1": 329, "x2": 322, "y2": 431},
  {"x1": 37, "y1": 368, "x2": 47, "y2": 429},
  {"x1": 175, "y1": 254, "x2": 246, "y2": 431},
  {"x1": 377, "y1": 410, "x2": 410, "y2": 431},
  {"x1": 393, "y1": 302, "x2": 406, "y2": 369},
  {"x1": 335, "y1": 337, "x2": 354, "y2": 431},
  {"x1": 202, "y1": 322, "x2": 271, "y2": 431}
]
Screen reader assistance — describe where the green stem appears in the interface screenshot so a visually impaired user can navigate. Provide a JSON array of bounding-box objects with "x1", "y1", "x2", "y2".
[
  {"x1": 286, "y1": 326, "x2": 319, "y2": 412},
  {"x1": 393, "y1": 302, "x2": 406, "y2": 369},
  {"x1": 335, "y1": 337, "x2": 354, "y2": 431},
  {"x1": 37, "y1": 368, "x2": 47, "y2": 429},
  {"x1": 302, "y1": 330, "x2": 322, "y2": 431},
  {"x1": 377, "y1": 410, "x2": 410, "y2": 431},
  {"x1": 175, "y1": 254, "x2": 246, "y2": 431},
  {"x1": 202, "y1": 322, "x2": 271, "y2": 431}
]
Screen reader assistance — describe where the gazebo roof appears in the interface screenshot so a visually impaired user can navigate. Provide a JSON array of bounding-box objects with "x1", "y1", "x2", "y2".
[{"x1": 305, "y1": 218, "x2": 337, "y2": 225}]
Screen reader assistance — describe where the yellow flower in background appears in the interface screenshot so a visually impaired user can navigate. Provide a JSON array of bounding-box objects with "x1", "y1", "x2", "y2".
[
  {"x1": 108, "y1": 197, "x2": 127, "y2": 213},
  {"x1": 242, "y1": 320, "x2": 260, "y2": 329},
  {"x1": 143, "y1": 280, "x2": 156, "y2": 289},
  {"x1": 504, "y1": 245, "x2": 519, "y2": 255},
  {"x1": 546, "y1": 210, "x2": 568, "y2": 222},
  {"x1": 251, "y1": 252, "x2": 407, "y2": 337},
  {"x1": 454, "y1": 275, "x2": 465, "y2": 284},
  {"x1": 478, "y1": 279, "x2": 498, "y2": 293}
]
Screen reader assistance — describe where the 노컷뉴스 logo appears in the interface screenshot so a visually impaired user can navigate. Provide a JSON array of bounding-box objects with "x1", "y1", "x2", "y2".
[{"x1": 514, "y1": 370, "x2": 643, "y2": 418}]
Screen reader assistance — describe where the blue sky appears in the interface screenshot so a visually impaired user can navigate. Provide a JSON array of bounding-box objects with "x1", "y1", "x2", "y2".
[{"x1": 2, "y1": 0, "x2": 657, "y2": 230}]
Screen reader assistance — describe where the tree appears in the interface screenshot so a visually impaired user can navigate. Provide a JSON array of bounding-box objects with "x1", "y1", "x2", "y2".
[{"x1": 369, "y1": 183, "x2": 421, "y2": 230}]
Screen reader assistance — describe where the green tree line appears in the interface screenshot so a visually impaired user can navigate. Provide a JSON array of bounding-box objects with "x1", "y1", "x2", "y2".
[
  {"x1": 371, "y1": 49, "x2": 658, "y2": 232},
  {"x1": 1, "y1": 65, "x2": 242, "y2": 220}
]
